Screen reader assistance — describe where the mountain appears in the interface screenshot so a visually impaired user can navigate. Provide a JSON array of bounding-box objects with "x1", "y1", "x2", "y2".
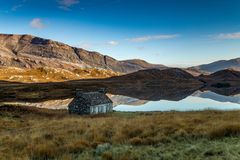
[
  {"x1": 189, "y1": 58, "x2": 240, "y2": 73},
  {"x1": 1, "y1": 33, "x2": 239, "y2": 81},
  {"x1": 0, "y1": 34, "x2": 166, "y2": 73}
]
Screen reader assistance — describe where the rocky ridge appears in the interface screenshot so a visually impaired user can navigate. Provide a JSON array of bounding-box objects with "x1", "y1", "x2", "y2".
[{"x1": 0, "y1": 34, "x2": 166, "y2": 73}]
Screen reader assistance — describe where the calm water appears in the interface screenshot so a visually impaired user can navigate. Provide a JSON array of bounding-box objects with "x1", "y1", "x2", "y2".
[
  {"x1": 113, "y1": 90, "x2": 240, "y2": 112},
  {"x1": 2, "y1": 89, "x2": 240, "y2": 113}
]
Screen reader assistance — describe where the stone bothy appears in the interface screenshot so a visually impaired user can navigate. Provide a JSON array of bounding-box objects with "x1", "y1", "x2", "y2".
[{"x1": 68, "y1": 89, "x2": 113, "y2": 115}]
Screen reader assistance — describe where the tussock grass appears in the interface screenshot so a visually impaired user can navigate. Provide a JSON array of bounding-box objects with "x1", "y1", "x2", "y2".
[
  {"x1": 208, "y1": 124, "x2": 240, "y2": 139},
  {"x1": 0, "y1": 105, "x2": 240, "y2": 159}
]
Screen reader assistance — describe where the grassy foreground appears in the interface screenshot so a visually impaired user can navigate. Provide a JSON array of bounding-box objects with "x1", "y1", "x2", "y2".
[{"x1": 1, "y1": 105, "x2": 240, "y2": 160}]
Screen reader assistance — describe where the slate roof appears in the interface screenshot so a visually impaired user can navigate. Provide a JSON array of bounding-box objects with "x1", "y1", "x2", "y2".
[{"x1": 76, "y1": 91, "x2": 112, "y2": 106}]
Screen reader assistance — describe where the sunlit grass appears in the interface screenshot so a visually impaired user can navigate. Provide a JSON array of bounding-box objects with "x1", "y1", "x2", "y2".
[{"x1": 0, "y1": 67, "x2": 120, "y2": 83}]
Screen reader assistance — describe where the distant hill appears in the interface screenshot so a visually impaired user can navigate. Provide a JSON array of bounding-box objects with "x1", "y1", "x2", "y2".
[
  {"x1": 121, "y1": 59, "x2": 167, "y2": 70},
  {"x1": 189, "y1": 58, "x2": 240, "y2": 73},
  {"x1": 200, "y1": 69, "x2": 240, "y2": 80},
  {"x1": 110, "y1": 68, "x2": 197, "y2": 81},
  {"x1": 0, "y1": 34, "x2": 166, "y2": 73},
  {"x1": 198, "y1": 69, "x2": 240, "y2": 88}
]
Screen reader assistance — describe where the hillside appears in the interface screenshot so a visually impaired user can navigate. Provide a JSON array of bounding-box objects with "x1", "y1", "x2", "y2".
[
  {"x1": 0, "y1": 34, "x2": 166, "y2": 73},
  {"x1": 189, "y1": 58, "x2": 240, "y2": 73},
  {"x1": 110, "y1": 68, "x2": 196, "y2": 81},
  {"x1": 198, "y1": 69, "x2": 240, "y2": 88},
  {"x1": 0, "y1": 67, "x2": 120, "y2": 83},
  {"x1": 207, "y1": 69, "x2": 240, "y2": 80},
  {"x1": 200, "y1": 69, "x2": 240, "y2": 80},
  {"x1": 121, "y1": 59, "x2": 167, "y2": 70}
]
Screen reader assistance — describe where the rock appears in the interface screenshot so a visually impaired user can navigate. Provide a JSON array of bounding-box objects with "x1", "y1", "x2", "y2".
[{"x1": 95, "y1": 143, "x2": 111, "y2": 155}]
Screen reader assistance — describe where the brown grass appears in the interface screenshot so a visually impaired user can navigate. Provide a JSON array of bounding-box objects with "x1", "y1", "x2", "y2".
[
  {"x1": 0, "y1": 67, "x2": 120, "y2": 83},
  {"x1": 1, "y1": 106, "x2": 240, "y2": 159},
  {"x1": 208, "y1": 124, "x2": 240, "y2": 139},
  {"x1": 101, "y1": 151, "x2": 113, "y2": 160}
]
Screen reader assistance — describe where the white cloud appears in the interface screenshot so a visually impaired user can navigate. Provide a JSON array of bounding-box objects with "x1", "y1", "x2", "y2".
[
  {"x1": 128, "y1": 34, "x2": 179, "y2": 42},
  {"x1": 30, "y1": 18, "x2": 45, "y2": 29},
  {"x1": 11, "y1": 4, "x2": 23, "y2": 11},
  {"x1": 58, "y1": 0, "x2": 79, "y2": 10},
  {"x1": 214, "y1": 32, "x2": 240, "y2": 40},
  {"x1": 107, "y1": 41, "x2": 119, "y2": 46},
  {"x1": 11, "y1": 0, "x2": 27, "y2": 11}
]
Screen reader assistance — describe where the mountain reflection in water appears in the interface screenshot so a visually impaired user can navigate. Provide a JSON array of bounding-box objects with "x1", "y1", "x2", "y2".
[
  {"x1": 115, "y1": 91, "x2": 240, "y2": 112},
  {"x1": 0, "y1": 80, "x2": 240, "y2": 114}
]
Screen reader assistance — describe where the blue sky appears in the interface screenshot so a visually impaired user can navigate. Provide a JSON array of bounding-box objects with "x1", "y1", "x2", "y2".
[{"x1": 0, "y1": 0, "x2": 240, "y2": 66}]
